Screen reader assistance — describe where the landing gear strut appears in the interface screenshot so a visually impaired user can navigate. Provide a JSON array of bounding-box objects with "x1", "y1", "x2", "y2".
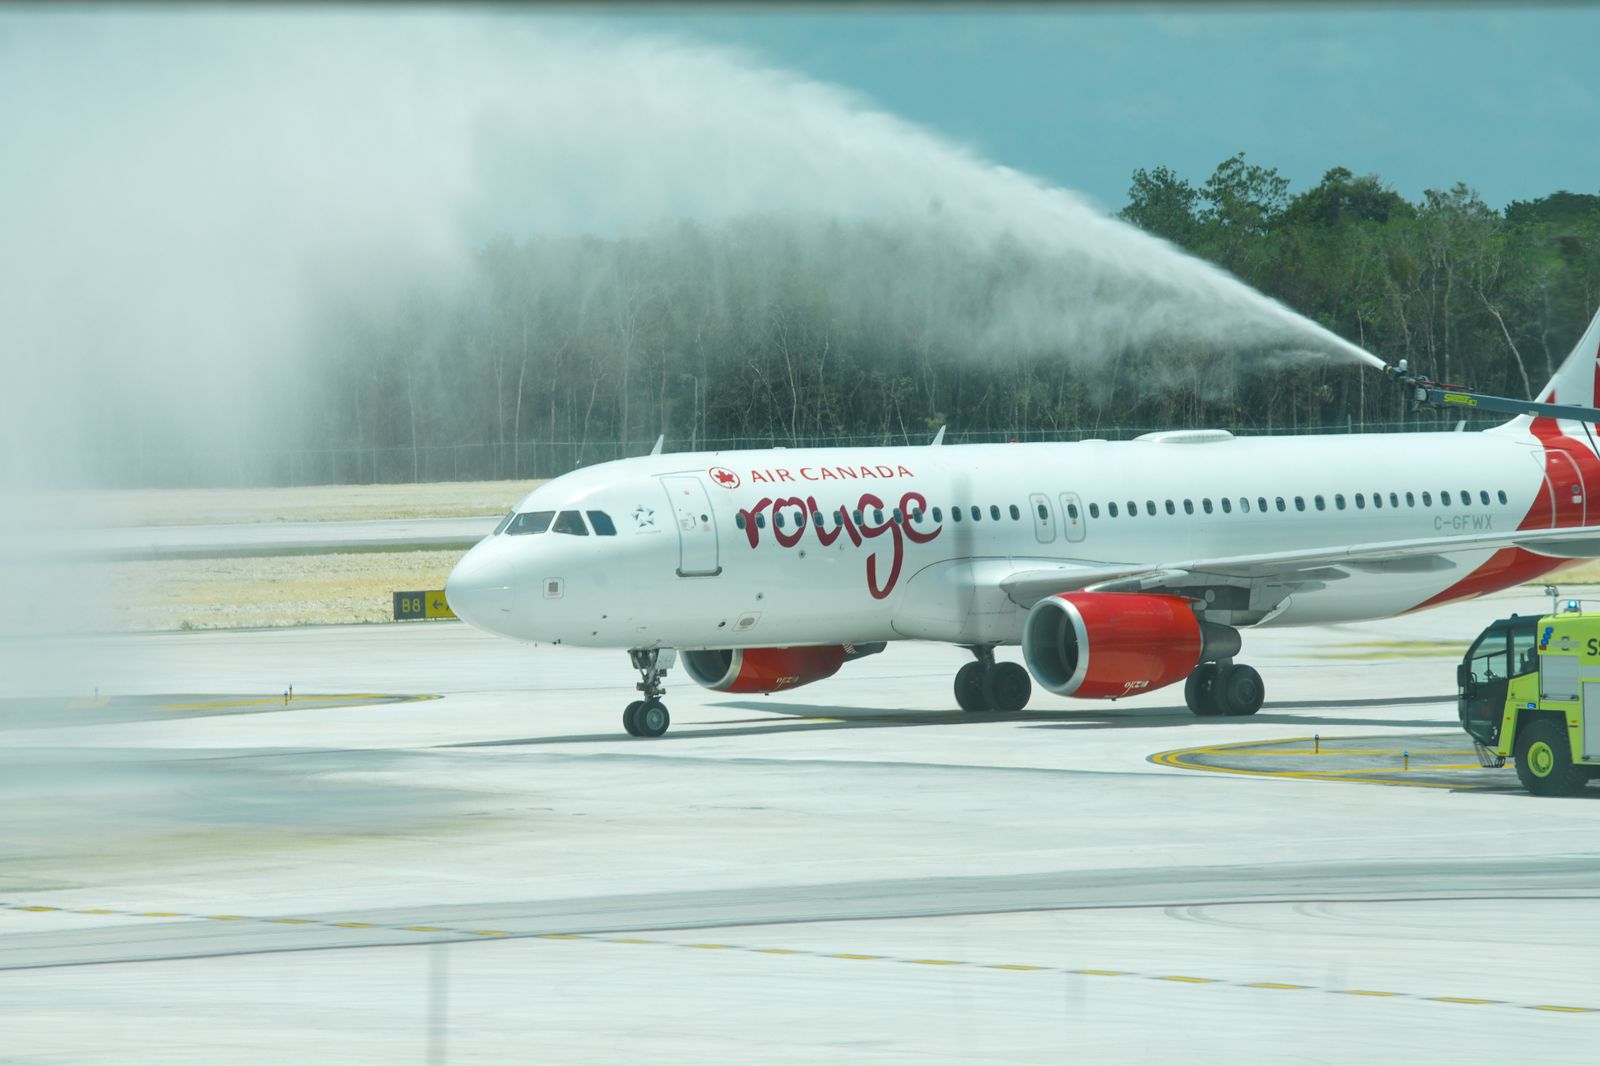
[
  {"x1": 623, "y1": 648, "x2": 673, "y2": 737},
  {"x1": 954, "y1": 646, "x2": 1032, "y2": 713},
  {"x1": 1184, "y1": 660, "x2": 1264, "y2": 717}
]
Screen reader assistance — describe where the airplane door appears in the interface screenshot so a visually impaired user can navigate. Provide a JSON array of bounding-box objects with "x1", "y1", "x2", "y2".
[
  {"x1": 1059, "y1": 492, "x2": 1086, "y2": 543},
  {"x1": 661, "y1": 476, "x2": 721, "y2": 577},
  {"x1": 1546, "y1": 452, "x2": 1586, "y2": 526},
  {"x1": 1028, "y1": 493, "x2": 1055, "y2": 544}
]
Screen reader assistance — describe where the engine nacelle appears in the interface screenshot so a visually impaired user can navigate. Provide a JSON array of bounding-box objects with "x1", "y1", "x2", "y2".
[
  {"x1": 681, "y1": 643, "x2": 885, "y2": 694},
  {"x1": 1021, "y1": 592, "x2": 1239, "y2": 699}
]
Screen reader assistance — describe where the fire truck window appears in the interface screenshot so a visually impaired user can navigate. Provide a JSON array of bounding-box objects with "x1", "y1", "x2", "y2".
[
  {"x1": 507, "y1": 510, "x2": 555, "y2": 536},
  {"x1": 552, "y1": 510, "x2": 589, "y2": 536},
  {"x1": 1512, "y1": 628, "x2": 1538, "y2": 675}
]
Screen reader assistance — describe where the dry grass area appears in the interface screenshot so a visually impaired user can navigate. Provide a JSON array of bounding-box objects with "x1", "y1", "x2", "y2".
[
  {"x1": 39, "y1": 480, "x2": 544, "y2": 528},
  {"x1": 99, "y1": 550, "x2": 466, "y2": 631}
]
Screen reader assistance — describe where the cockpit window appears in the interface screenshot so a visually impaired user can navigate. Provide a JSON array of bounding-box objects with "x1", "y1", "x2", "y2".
[
  {"x1": 552, "y1": 510, "x2": 589, "y2": 536},
  {"x1": 506, "y1": 511, "x2": 554, "y2": 536},
  {"x1": 493, "y1": 512, "x2": 515, "y2": 535},
  {"x1": 587, "y1": 511, "x2": 617, "y2": 536}
]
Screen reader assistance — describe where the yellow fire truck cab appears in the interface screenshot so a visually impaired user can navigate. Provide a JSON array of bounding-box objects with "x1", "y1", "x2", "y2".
[{"x1": 1459, "y1": 607, "x2": 1600, "y2": 796}]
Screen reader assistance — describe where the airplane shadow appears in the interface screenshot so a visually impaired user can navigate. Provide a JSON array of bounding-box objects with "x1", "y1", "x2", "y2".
[{"x1": 447, "y1": 694, "x2": 1460, "y2": 748}]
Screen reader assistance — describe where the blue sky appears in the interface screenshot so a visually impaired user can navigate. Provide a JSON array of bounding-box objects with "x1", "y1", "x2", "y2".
[{"x1": 598, "y1": 5, "x2": 1600, "y2": 213}]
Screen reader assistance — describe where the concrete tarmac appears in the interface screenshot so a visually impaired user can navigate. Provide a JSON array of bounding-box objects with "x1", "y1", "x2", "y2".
[{"x1": 3, "y1": 587, "x2": 1599, "y2": 1063}]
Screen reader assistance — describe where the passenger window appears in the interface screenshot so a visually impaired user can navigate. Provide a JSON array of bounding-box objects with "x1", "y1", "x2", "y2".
[
  {"x1": 1145, "y1": 500, "x2": 1156, "y2": 516},
  {"x1": 494, "y1": 511, "x2": 515, "y2": 535},
  {"x1": 1422, "y1": 492, "x2": 1432, "y2": 506},
  {"x1": 952, "y1": 506, "x2": 962, "y2": 523},
  {"x1": 1479, "y1": 490, "x2": 1490, "y2": 506},
  {"x1": 1239, "y1": 498, "x2": 1250, "y2": 513},
  {"x1": 1184, "y1": 499, "x2": 1194, "y2": 515},
  {"x1": 1275, "y1": 497, "x2": 1286, "y2": 512},
  {"x1": 587, "y1": 511, "x2": 617, "y2": 536},
  {"x1": 1220, "y1": 498, "x2": 1232, "y2": 514},
  {"x1": 1037, "y1": 502, "x2": 1048, "y2": 521},
  {"x1": 912, "y1": 508, "x2": 924, "y2": 522},
  {"x1": 1314, "y1": 495, "x2": 1326, "y2": 511},
  {"x1": 552, "y1": 510, "x2": 589, "y2": 536},
  {"x1": 1257, "y1": 497, "x2": 1267, "y2": 513},
  {"x1": 507, "y1": 510, "x2": 555, "y2": 536},
  {"x1": 933, "y1": 507, "x2": 943, "y2": 522},
  {"x1": 1497, "y1": 490, "x2": 1508, "y2": 505},
  {"x1": 813, "y1": 510, "x2": 825, "y2": 526},
  {"x1": 1390, "y1": 492, "x2": 1400, "y2": 508},
  {"x1": 1441, "y1": 491, "x2": 1452, "y2": 506},
  {"x1": 775, "y1": 511, "x2": 787, "y2": 529},
  {"x1": 1165, "y1": 499, "x2": 1175, "y2": 515},
  {"x1": 1334, "y1": 494, "x2": 1345, "y2": 510},
  {"x1": 1353, "y1": 494, "x2": 1364, "y2": 509},
  {"x1": 1461, "y1": 489, "x2": 1470, "y2": 505},
  {"x1": 736, "y1": 513, "x2": 747, "y2": 530},
  {"x1": 873, "y1": 508, "x2": 885, "y2": 524},
  {"x1": 1295, "y1": 497, "x2": 1306, "y2": 512},
  {"x1": 757, "y1": 513, "x2": 767, "y2": 529},
  {"x1": 1009, "y1": 504, "x2": 1020, "y2": 521},
  {"x1": 1202, "y1": 499, "x2": 1213, "y2": 514},
  {"x1": 1089, "y1": 503, "x2": 1100, "y2": 518},
  {"x1": 891, "y1": 508, "x2": 903, "y2": 524},
  {"x1": 1405, "y1": 492, "x2": 1415, "y2": 507},
  {"x1": 1127, "y1": 500, "x2": 1137, "y2": 517},
  {"x1": 971, "y1": 506, "x2": 982, "y2": 522},
  {"x1": 1067, "y1": 502, "x2": 1079, "y2": 519},
  {"x1": 853, "y1": 510, "x2": 865, "y2": 525},
  {"x1": 1108, "y1": 502, "x2": 1119, "y2": 518},
  {"x1": 990, "y1": 505, "x2": 1001, "y2": 521}
]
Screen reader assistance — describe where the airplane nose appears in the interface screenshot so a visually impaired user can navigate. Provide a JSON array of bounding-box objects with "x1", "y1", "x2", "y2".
[{"x1": 446, "y1": 542, "x2": 517, "y2": 635}]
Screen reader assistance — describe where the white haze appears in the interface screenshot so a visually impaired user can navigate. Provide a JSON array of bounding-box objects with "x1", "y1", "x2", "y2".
[{"x1": 0, "y1": 8, "x2": 1382, "y2": 498}]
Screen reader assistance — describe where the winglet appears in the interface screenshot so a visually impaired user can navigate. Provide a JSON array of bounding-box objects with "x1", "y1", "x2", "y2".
[
  {"x1": 649, "y1": 435, "x2": 664, "y2": 456},
  {"x1": 930, "y1": 425, "x2": 946, "y2": 446}
]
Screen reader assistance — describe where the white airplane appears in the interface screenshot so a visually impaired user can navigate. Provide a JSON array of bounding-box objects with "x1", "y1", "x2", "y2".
[{"x1": 447, "y1": 306, "x2": 1600, "y2": 737}]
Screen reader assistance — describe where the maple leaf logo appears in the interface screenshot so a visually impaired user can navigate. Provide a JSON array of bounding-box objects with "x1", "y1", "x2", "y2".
[{"x1": 708, "y1": 466, "x2": 740, "y2": 489}]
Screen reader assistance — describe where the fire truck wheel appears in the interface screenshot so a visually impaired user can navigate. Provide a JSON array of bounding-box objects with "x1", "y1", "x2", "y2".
[
  {"x1": 1185, "y1": 663, "x2": 1223, "y2": 716},
  {"x1": 1514, "y1": 717, "x2": 1589, "y2": 796}
]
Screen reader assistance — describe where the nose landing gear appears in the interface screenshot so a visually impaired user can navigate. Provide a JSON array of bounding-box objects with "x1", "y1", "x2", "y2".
[
  {"x1": 623, "y1": 649, "x2": 673, "y2": 737},
  {"x1": 954, "y1": 646, "x2": 1033, "y2": 713},
  {"x1": 1184, "y1": 660, "x2": 1264, "y2": 717}
]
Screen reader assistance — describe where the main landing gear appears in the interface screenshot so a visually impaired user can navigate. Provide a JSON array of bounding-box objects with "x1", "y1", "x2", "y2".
[
  {"x1": 623, "y1": 648, "x2": 672, "y2": 738},
  {"x1": 1184, "y1": 660, "x2": 1264, "y2": 717},
  {"x1": 954, "y1": 646, "x2": 1033, "y2": 713}
]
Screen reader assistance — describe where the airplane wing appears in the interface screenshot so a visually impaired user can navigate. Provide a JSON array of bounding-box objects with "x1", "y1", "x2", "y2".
[{"x1": 999, "y1": 523, "x2": 1600, "y2": 608}]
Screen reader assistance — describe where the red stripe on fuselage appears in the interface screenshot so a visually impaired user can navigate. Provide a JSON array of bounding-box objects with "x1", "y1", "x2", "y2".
[{"x1": 1408, "y1": 416, "x2": 1599, "y2": 611}]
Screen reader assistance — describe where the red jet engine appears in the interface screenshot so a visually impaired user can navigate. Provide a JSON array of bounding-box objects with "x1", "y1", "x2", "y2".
[
  {"x1": 681, "y1": 643, "x2": 885, "y2": 694},
  {"x1": 1021, "y1": 592, "x2": 1239, "y2": 699}
]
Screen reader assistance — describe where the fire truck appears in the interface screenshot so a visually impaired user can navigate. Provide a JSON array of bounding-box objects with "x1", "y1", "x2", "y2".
[{"x1": 1459, "y1": 606, "x2": 1600, "y2": 795}]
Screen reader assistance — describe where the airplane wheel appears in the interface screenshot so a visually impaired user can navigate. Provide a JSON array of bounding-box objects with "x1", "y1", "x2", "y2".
[
  {"x1": 1515, "y1": 717, "x2": 1588, "y2": 796},
  {"x1": 1185, "y1": 664, "x2": 1223, "y2": 716},
  {"x1": 622, "y1": 700, "x2": 644, "y2": 736},
  {"x1": 955, "y1": 661, "x2": 990, "y2": 712},
  {"x1": 635, "y1": 699, "x2": 671, "y2": 738},
  {"x1": 1215, "y1": 664, "x2": 1264, "y2": 716},
  {"x1": 983, "y1": 662, "x2": 1032, "y2": 712}
]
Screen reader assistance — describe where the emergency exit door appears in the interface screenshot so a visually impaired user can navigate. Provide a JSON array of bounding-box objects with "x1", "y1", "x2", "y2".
[{"x1": 661, "y1": 476, "x2": 721, "y2": 577}]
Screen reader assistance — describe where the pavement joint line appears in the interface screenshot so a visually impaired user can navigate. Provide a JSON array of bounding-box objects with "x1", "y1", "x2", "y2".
[{"x1": 6, "y1": 902, "x2": 1597, "y2": 1015}]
